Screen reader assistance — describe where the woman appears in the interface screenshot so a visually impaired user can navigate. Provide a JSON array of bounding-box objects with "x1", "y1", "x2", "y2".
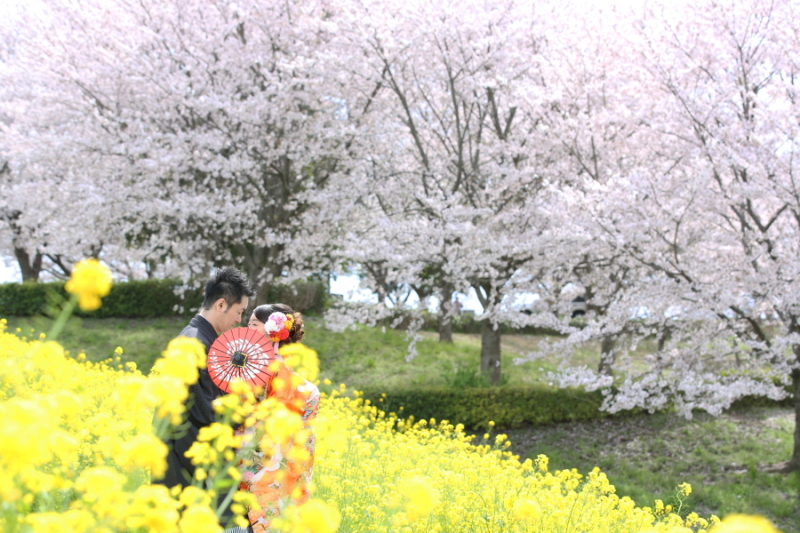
[{"x1": 234, "y1": 303, "x2": 320, "y2": 533}]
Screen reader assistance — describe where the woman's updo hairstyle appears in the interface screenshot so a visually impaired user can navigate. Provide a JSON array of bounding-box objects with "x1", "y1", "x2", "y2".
[{"x1": 253, "y1": 303, "x2": 305, "y2": 345}]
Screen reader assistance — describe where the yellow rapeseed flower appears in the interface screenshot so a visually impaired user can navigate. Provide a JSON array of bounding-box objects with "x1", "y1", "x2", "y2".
[
  {"x1": 513, "y1": 498, "x2": 542, "y2": 522},
  {"x1": 397, "y1": 476, "x2": 439, "y2": 521},
  {"x1": 118, "y1": 433, "x2": 168, "y2": 479},
  {"x1": 280, "y1": 499, "x2": 341, "y2": 533},
  {"x1": 64, "y1": 259, "x2": 112, "y2": 311},
  {"x1": 0, "y1": 326, "x2": 737, "y2": 533},
  {"x1": 179, "y1": 486, "x2": 213, "y2": 508},
  {"x1": 280, "y1": 343, "x2": 320, "y2": 382},
  {"x1": 0, "y1": 328, "x2": 231, "y2": 533},
  {"x1": 263, "y1": 403, "x2": 304, "y2": 446},
  {"x1": 126, "y1": 485, "x2": 181, "y2": 533},
  {"x1": 74, "y1": 467, "x2": 127, "y2": 500},
  {"x1": 712, "y1": 514, "x2": 782, "y2": 533},
  {"x1": 152, "y1": 337, "x2": 207, "y2": 385},
  {"x1": 26, "y1": 509, "x2": 96, "y2": 532},
  {"x1": 142, "y1": 375, "x2": 189, "y2": 424},
  {"x1": 0, "y1": 398, "x2": 54, "y2": 472},
  {"x1": 178, "y1": 505, "x2": 221, "y2": 533}
]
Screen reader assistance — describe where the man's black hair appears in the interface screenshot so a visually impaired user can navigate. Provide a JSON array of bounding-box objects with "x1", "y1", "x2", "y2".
[{"x1": 202, "y1": 267, "x2": 256, "y2": 310}]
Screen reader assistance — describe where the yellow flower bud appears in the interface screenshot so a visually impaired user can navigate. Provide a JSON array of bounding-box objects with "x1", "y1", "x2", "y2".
[{"x1": 64, "y1": 259, "x2": 112, "y2": 311}]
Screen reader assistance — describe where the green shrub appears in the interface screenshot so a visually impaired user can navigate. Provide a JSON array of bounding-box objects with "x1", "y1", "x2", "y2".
[
  {"x1": 358, "y1": 385, "x2": 793, "y2": 432},
  {"x1": 442, "y1": 366, "x2": 511, "y2": 388},
  {"x1": 731, "y1": 394, "x2": 793, "y2": 409},
  {"x1": 0, "y1": 281, "x2": 52, "y2": 317},
  {"x1": 90, "y1": 280, "x2": 203, "y2": 318},
  {"x1": 268, "y1": 279, "x2": 329, "y2": 315},
  {"x1": 381, "y1": 310, "x2": 567, "y2": 336},
  {"x1": 0, "y1": 277, "x2": 329, "y2": 318},
  {"x1": 0, "y1": 279, "x2": 202, "y2": 318},
  {"x1": 359, "y1": 385, "x2": 609, "y2": 431}
]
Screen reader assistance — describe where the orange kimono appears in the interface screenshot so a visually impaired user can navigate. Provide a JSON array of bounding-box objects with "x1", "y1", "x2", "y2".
[{"x1": 235, "y1": 365, "x2": 320, "y2": 533}]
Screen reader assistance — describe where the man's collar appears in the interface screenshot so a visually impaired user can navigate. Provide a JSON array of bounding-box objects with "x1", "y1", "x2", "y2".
[{"x1": 191, "y1": 314, "x2": 218, "y2": 337}]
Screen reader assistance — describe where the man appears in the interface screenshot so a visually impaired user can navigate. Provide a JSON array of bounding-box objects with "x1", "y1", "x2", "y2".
[{"x1": 154, "y1": 266, "x2": 255, "y2": 527}]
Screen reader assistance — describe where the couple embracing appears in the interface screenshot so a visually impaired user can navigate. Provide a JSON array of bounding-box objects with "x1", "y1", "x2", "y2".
[{"x1": 154, "y1": 267, "x2": 319, "y2": 533}]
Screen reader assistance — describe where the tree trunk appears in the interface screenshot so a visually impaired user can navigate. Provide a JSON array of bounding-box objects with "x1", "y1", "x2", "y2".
[
  {"x1": 145, "y1": 259, "x2": 157, "y2": 279},
  {"x1": 598, "y1": 335, "x2": 616, "y2": 377},
  {"x1": 439, "y1": 314, "x2": 453, "y2": 343},
  {"x1": 790, "y1": 362, "x2": 800, "y2": 470},
  {"x1": 480, "y1": 320, "x2": 501, "y2": 385},
  {"x1": 14, "y1": 247, "x2": 42, "y2": 282},
  {"x1": 255, "y1": 282, "x2": 272, "y2": 307},
  {"x1": 438, "y1": 285, "x2": 454, "y2": 343}
]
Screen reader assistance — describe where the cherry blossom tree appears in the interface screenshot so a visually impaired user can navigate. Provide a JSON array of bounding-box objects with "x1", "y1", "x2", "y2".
[
  {"x1": 630, "y1": 0, "x2": 800, "y2": 468},
  {"x1": 512, "y1": 2, "x2": 663, "y2": 377},
  {"x1": 329, "y1": 0, "x2": 572, "y2": 382},
  {"x1": 527, "y1": 0, "x2": 800, "y2": 469},
  {"x1": 2, "y1": 0, "x2": 352, "y2": 294},
  {"x1": 0, "y1": 6, "x2": 119, "y2": 280}
]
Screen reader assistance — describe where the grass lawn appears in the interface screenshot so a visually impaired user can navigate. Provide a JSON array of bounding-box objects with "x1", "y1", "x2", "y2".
[
  {"x1": 506, "y1": 406, "x2": 800, "y2": 532},
  {"x1": 3, "y1": 315, "x2": 570, "y2": 385},
  {"x1": 6, "y1": 315, "x2": 186, "y2": 372},
  {"x1": 4, "y1": 314, "x2": 798, "y2": 529}
]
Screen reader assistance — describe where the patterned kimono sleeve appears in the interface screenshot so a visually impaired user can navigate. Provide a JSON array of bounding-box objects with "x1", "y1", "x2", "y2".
[
  {"x1": 242, "y1": 368, "x2": 320, "y2": 532},
  {"x1": 292, "y1": 380, "x2": 320, "y2": 506}
]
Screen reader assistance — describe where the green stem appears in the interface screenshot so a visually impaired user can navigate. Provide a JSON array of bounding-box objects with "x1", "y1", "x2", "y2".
[
  {"x1": 47, "y1": 295, "x2": 78, "y2": 342},
  {"x1": 215, "y1": 475, "x2": 240, "y2": 520},
  {"x1": 152, "y1": 414, "x2": 172, "y2": 441}
]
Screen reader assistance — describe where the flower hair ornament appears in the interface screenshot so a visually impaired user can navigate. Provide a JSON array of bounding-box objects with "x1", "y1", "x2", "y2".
[{"x1": 264, "y1": 312, "x2": 294, "y2": 342}]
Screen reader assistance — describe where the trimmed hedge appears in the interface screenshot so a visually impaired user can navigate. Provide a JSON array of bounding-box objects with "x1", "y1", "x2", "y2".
[
  {"x1": 0, "y1": 282, "x2": 50, "y2": 317},
  {"x1": 359, "y1": 385, "x2": 610, "y2": 431},
  {"x1": 269, "y1": 279, "x2": 329, "y2": 316},
  {"x1": 0, "y1": 278, "x2": 329, "y2": 318},
  {"x1": 359, "y1": 385, "x2": 794, "y2": 432},
  {"x1": 382, "y1": 311, "x2": 569, "y2": 336},
  {"x1": 0, "y1": 279, "x2": 202, "y2": 318}
]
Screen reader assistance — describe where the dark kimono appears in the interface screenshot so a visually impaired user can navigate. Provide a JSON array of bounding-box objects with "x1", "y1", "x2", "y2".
[{"x1": 153, "y1": 314, "x2": 238, "y2": 525}]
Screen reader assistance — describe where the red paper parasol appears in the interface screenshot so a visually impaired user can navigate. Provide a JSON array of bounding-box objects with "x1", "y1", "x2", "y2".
[{"x1": 207, "y1": 327, "x2": 278, "y2": 394}]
